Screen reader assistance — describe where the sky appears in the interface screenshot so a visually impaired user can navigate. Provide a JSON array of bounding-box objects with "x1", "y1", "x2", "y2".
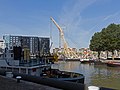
[{"x1": 0, "y1": 0, "x2": 120, "y2": 49}]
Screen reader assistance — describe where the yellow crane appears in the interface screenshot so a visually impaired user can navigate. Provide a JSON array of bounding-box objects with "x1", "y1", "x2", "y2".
[{"x1": 50, "y1": 17, "x2": 79, "y2": 59}]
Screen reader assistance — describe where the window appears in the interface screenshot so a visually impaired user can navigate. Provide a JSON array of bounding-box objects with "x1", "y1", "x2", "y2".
[
  {"x1": 11, "y1": 54, "x2": 13, "y2": 57},
  {"x1": 10, "y1": 47, "x2": 12, "y2": 49}
]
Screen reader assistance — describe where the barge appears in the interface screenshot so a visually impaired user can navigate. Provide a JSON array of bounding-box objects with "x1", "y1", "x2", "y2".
[{"x1": 0, "y1": 59, "x2": 84, "y2": 84}]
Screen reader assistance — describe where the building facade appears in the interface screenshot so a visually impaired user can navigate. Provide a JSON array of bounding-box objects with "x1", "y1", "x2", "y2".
[
  {"x1": 0, "y1": 39, "x2": 5, "y2": 49},
  {"x1": 3, "y1": 35, "x2": 50, "y2": 60},
  {"x1": 0, "y1": 39, "x2": 5, "y2": 59},
  {"x1": 39, "y1": 37, "x2": 50, "y2": 56}
]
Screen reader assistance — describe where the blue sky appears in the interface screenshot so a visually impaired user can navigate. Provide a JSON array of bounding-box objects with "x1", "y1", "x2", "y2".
[{"x1": 0, "y1": 0, "x2": 120, "y2": 49}]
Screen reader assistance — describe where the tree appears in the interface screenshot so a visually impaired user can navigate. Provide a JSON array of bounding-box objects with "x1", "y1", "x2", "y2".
[
  {"x1": 89, "y1": 32, "x2": 104, "y2": 59},
  {"x1": 102, "y1": 24, "x2": 120, "y2": 59},
  {"x1": 89, "y1": 23, "x2": 120, "y2": 60}
]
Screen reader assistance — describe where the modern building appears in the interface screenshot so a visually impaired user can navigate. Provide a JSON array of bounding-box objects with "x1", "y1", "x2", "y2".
[
  {"x1": 30, "y1": 37, "x2": 39, "y2": 57},
  {"x1": 39, "y1": 37, "x2": 50, "y2": 57},
  {"x1": 0, "y1": 39, "x2": 5, "y2": 53},
  {"x1": 0, "y1": 39, "x2": 5, "y2": 59},
  {"x1": 3, "y1": 35, "x2": 50, "y2": 60},
  {"x1": 0, "y1": 39, "x2": 5, "y2": 49}
]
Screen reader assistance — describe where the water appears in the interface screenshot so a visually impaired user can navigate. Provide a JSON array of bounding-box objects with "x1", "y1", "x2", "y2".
[{"x1": 52, "y1": 61, "x2": 120, "y2": 89}]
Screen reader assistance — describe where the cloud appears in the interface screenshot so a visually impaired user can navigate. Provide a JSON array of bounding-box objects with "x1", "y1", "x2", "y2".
[
  {"x1": 88, "y1": 12, "x2": 120, "y2": 33},
  {"x1": 57, "y1": 0, "x2": 97, "y2": 48},
  {"x1": 55, "y1": 0, "x2": 120, "y2": 49},
  {"x1": 103, "y1": 12, "x2": 120, "y2": 21}
]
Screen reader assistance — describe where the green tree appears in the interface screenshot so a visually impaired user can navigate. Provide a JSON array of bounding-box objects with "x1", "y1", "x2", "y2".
[
  {"x1": 89, "y1": 23, "x2": 120, "y2": 60},
  {"x1": 102, "y1": 24, "x2": 120, "y2": 59},
  {"x1": 89, "y1": 32, "x2": 104, "y2": 59}
]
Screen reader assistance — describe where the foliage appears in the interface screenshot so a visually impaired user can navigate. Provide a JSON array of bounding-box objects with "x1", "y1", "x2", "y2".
[{"x1": 89, "y1": 23, "x2": 120, "y2": 59}]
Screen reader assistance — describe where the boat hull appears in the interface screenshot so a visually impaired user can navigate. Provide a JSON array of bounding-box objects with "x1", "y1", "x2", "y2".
[
  {"x1": 80, "y1": 59, "x2": 94, "y2": 63},
  {"x1": 107, "y1": 62, "x2": 120, "y2": 67},
  {"x1": 58, "y1": 58, "x2": 80, "y2": 61},
  {"x1": 41, "y1": 69, "x2": 84, "y2": 84},
  {"x1": 0, "y1": 65, "x2": 84, "y2": 84}
]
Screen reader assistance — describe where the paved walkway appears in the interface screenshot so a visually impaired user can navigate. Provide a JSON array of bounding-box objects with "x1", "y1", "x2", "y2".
[{"x1": 0, "y1": 75, "x2": 62, "y2": 90}]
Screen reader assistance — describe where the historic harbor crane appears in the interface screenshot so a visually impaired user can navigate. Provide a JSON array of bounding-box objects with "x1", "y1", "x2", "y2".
[{"x1": 50, "y1": 17, "x2": 79, "y2": 59}]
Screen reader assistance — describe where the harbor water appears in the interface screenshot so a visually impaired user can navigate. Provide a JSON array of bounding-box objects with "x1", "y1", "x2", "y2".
[{"x1": 52, "y1": 61, "x2": 120, "y2": 89}]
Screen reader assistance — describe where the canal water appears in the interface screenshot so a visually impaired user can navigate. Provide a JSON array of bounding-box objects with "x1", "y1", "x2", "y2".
[{"x1": 52, "y1": 61, "x2": 120, "y2": 89}]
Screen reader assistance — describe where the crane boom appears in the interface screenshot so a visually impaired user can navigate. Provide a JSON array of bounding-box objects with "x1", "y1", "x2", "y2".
[
  {"x1": 50, "y1": 17, "x2": 79, "y2": 59},
  {"x1": 50, "y1": 17, "x2": 64, "y2": 36}
]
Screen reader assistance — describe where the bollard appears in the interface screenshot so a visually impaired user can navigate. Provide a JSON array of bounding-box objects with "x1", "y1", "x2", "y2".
[
  {"x1": 16, "y1": 76, "x2": 21, "y2": 83},
  {"x1": 88, "y1": 86, "x2": 99, "y2": 90}
]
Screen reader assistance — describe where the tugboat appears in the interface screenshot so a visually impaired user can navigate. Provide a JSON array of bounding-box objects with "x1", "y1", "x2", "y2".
[{"x1": 0, "y1": 46, "x2": 84, "y2": 84}]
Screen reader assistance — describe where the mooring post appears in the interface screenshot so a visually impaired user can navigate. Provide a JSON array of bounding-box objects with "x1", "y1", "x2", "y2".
[{"x1": 16, "y1": 76, "x2": 21, "y2": 83}]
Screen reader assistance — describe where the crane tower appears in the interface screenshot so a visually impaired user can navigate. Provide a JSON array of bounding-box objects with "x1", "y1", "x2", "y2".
[{"x1": 50, "y1": 17, "x2": 79, "y2": 59}]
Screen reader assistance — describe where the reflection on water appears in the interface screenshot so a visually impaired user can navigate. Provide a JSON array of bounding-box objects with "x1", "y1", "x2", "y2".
[{"x1": 52, "y1": 61, "x2": 120, "y2": 89}]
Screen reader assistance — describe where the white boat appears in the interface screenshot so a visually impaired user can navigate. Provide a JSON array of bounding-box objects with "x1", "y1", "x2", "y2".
[{"x1": 80, "y1": 58, "x2": 94, "y2": 63}]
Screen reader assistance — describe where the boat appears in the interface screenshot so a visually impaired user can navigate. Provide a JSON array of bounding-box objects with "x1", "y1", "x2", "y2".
[
  {"x1": 41, "y1": 68, "x2": 84, "y2": 83},
  {"x1": 80, "y1": 58, "x2": 94, "y2": 63},
  {"x1": 0, "y1": 48, "x2": 84, "y2": 84},
  {"x1": 107, "y1": 62, "x2": 120, "y2": 67},
  {"x1": 0, "y1": 59, "x2": 84, "y2": 83},
  {"x1": 0, "y1": 34, "x2": 84, "y2": 84},
  {"x1": 58, "y1": 57, "x2": 80, "y2": 61}
]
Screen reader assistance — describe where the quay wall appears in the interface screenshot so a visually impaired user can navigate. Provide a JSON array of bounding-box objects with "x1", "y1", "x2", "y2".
[
  {"x1": 0, "y1": 69, "x2": 115, "y2": 90},
  {"x1": 0, "y1": 69, "x2": 85, "y2": 90}
]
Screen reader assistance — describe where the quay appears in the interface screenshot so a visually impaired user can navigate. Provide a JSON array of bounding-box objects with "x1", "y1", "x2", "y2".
[
  {"x1": 0, "y1": 69, "x2": 116, "y2": 90},
  {"x1": 0, "y1": 69, "x2": 85, "y2": 90},
  {"x1": 0, "y1": 75, "x2": 61, "y2": 90}
]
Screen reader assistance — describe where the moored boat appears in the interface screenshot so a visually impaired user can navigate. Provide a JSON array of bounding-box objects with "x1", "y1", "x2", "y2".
[
  {"x1": 107, "y1": 62, "x2": 120, "y2": 67},
  {"x1": 41, "y1": 68, "x2": 84, "y2": 83},
  {"x1": 80, "y1": 58, "x2": 94, "y2": 63},
  {"x1": 0, "y1": 59, "x2": 84, "y2": 84},
  {"x1": 0, "y1": 34, "x2": 85, "y2": 84},
  {"x1": 58, "y1": 58, "x2": 80, "y2": 61}
]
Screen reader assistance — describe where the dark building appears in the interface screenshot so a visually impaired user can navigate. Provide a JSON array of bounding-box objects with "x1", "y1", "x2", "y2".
[
  {"x1": 30, "y1": 37, "x2": 39, "y2": 56},
  {"x1": 21, "y1": 36, "x2": 30, "y2": 49},
  {"x1": 13, "y1": 46, "x2": 22, "y2": 60},
  {"x1": 3, "y1": 35, "x2": 50, "y2": 60},
  {"x1": 39, "y1": 37, "x2": 50, "y2": 57}
]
